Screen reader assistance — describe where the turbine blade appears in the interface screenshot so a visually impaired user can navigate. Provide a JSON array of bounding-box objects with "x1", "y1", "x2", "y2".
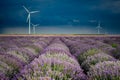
[
  {"x1": 31, "y1": 23, "x2": 34, "y2": 26},
  {"x1": 26, "y1": 14, "x2": 30, "y2": 22},
  {"x1": 23, "y1": 6, "x2": 29, "y2": 13},
  {"x1": 30, "y1": 11, "x2": 39, "y2": 14}
]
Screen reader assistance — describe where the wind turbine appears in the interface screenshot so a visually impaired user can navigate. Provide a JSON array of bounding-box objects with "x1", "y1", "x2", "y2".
[
  {"x1": 31, "y1": 23, "x2": 39, "y2": 34},
  {"x1": 96, "y1": 21, "x2": 102, "y2": 34},
  {"x1": 23, "y1": 6, "x2": 39, "y2": 34}
]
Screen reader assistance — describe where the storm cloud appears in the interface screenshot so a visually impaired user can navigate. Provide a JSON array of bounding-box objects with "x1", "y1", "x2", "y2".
[{"x1": 0, "y1": 0, "x2": 120, "y2": 34}]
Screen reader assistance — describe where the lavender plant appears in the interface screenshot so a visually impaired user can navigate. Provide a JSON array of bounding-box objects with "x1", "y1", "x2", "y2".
[
  {"x1": 15, "y1": 38, "x2": 87, "y2": 80},
  {"x1": 77, "y1": 48, "x2": 100, "y2": 64},
  {"x1": 88, "y1": 61, "x2": 120, "y2": 80},
  {"x1": 16, "y1": 53, "x2": 86, "y2": 80},
  {"x1": 0, "y1": 37, "x2": 53, "y2": 79},
  {"x1": 81, "y1": 53, "x2": 116, "y2": 73}
]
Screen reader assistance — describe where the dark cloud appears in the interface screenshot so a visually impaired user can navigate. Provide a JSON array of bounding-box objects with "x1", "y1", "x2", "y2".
[
  {"x1": 0, "y1": 0, "x2": 120, "y2": 34},
  {"x1": 91, "y1": 0, "x2": 120, "y2": 13}
]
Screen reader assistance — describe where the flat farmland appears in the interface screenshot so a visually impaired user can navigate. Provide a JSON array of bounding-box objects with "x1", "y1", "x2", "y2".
[{"x1": 0, "y1": 34, "x2": 120, "y2": 80}]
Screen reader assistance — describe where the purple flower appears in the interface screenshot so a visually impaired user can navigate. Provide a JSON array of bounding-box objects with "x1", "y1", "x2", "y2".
[
  {"x1": 81, "y1": 53, "x2": 116, "y2": 73},
  {"x1": 88, "y1": 61, "x2": 120, "y2": 80}
]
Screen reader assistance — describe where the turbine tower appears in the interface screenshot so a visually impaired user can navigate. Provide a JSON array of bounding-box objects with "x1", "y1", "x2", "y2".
[
  {"x1": 23, "y1": 6, "x2": 39, "y2": 34},
  {"x1": 31, "y1": 23, "x2": 39, "y2": 34},
  {"x1": 96, "y1": 21, "x2": 102, "y2": 34}
]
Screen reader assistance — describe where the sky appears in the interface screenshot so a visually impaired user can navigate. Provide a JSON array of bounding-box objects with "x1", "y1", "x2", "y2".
[{"x1": 0, "y1": 0, "x2": 120, "y2": 34}]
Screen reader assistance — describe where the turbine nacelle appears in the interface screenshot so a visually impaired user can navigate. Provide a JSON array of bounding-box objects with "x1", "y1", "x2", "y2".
[
  {"x1": 31, "y1": 23, "x2": 39, "y2": 27},
  {"x1": 23, "y1": 6, "x2": 39, "y2": 14},
  {"x1": 23, "y1": 6, "x2": 39, "y2": 22},
  {"x1": 31, "y1": 23, "x2": 39, "y2": 34},
  {"x1": 23, "y1": 5, "x2": 39, "y2": 34}
]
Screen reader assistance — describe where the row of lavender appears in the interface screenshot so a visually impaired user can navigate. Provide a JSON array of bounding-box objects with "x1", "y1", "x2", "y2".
[
  {"x1": 0, "y1": 37, "x2": 53, "y2": 79},
  {"x1": 61, "y1": 37, "x2": 120, "y2": 80},
  {"x1": 91, "y1": 37, "x2": 120, "y2": 59},
  {"x1": 0, "y1": 36, "x2": 120, "y2": 80},
  {"x1": 14, "y1": 38, "x2": 87, "y2": 80}
]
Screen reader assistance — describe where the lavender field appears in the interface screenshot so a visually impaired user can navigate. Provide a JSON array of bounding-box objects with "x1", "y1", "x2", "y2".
[{"x1": 0, "y1": 35, "x2": 120, "y2": 80}]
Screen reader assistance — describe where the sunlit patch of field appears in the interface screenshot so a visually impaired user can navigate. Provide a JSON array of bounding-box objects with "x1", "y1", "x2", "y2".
[{"x1": 0, "y1": 34, "x2": 120, "y2": 37}]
